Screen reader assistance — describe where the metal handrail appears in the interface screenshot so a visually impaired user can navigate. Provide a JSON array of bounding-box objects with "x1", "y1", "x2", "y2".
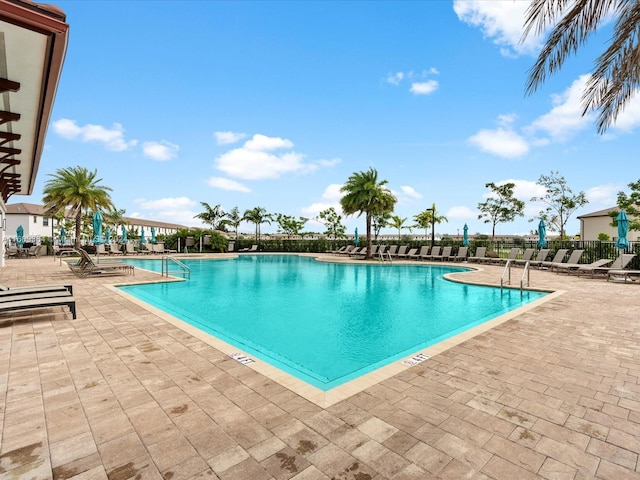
[
  {"x1": 520, "y1": 261, "x2": 530, "y2": 293},
  {"x1": 500, "y1": 259, "x2": 512, "y2": 290},
  {"x1": 162, "y1": 256, "x2": 190, "y2": 279}
]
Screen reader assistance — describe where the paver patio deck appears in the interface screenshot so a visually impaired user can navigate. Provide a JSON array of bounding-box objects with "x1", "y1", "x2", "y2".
[{"x1": 0, "y1": 253, "x2": 639, "y2": 479}]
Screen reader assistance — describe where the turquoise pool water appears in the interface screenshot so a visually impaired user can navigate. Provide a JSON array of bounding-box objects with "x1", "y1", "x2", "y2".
[{"x1": 119, "y1": 255, "x2": 546, "y2": 390}]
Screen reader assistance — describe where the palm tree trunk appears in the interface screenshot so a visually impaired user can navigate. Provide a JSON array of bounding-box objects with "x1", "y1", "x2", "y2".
[
  {"x1": 75, "y1": 212, "x2": 82, "y2": 250},
  {"x1": 366, "y1": 213, "x2": 372, "y2": 259}
]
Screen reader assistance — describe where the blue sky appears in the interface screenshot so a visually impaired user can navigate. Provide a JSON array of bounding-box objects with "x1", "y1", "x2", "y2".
[{"x1": 21, "y1": 1, "x2": 640, "y2": 237}]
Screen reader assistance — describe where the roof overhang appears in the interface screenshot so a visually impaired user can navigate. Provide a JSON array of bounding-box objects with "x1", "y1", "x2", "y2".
[{"x1": 0, "y1": 0, "x2": 68, "y2": 202}]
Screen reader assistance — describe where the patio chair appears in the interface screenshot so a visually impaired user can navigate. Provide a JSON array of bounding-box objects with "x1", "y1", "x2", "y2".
[
  {"x1": 348, "y1": 247, "x2": 367, "y2": 257},
  {"x1": 68, "y1": 249, "x2": 134, "y2": 278},
  {"x1": 468, "y1": 246, "x2": 487, "y2": 263},
  {"x1": 337, "y1": 245, "x2": 355, "y2": 255},
  {"x1": 0, "y1": 292, "x2": 76, "y2": 319},
  {"x1": 408, "y1": 246, "x2": 427, "y2": 260},
  {"x1": 329, "y1": 245, "x2": 347, "y2": 255},
  {"x1": 549, "y1": 250, "x2": 584, "y2": 272},
  {"x1": 125, "y1": 242, "x2": 139, "y2": 255},
  {"x1": 450, "y1": 246, "x2": 468, "y2": 262},
  {"x1": 5, "y1": 245, "x2": 18, "y2": 258},
  {"x1": 512, "y1": 248, "x2": 536, "y2": 267},
  {"x1": 555, "y1": 258, "x2": 612, "y2": 275},
  {"x1": 492, "y1": 248, "x2": 520, "y2": 265},
  {"x1": 109, "y1": 242, "x2": 123, "y2": 255},
  {"x1": 239, "y1": 244, "x2": 258, "y2": 252},
  {"x1": 578, "y1": 253, "x2": 636, "y2": 278},
  {"x1": 397, "y1": 247, "x2": 417, "y2": 260},
  {"x1": 606, "y1": 269, "x2": 640, "y2": 283},
  {"x1": 431, "y1": 246, "x2": 452, "y2": 261},
  {"x1": 527, "y1": 249, "x2": 550, "y2": 268},
  {"x1": 387, "y1": 245, "x2": 398, "y2": 256},
  {"x1": 537, "y1": 249, "x2": 569, "y2": 269},
  {"x1": 392, "y1": 246, "x2": 408, "y2": 258}
]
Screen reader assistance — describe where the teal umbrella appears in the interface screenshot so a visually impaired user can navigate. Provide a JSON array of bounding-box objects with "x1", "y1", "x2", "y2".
[
  {"x1": 105, "y1": 228, "x2": 111, "y2": 244},
  {"x1": 354, "y1": 227, "x2": 359, "y2": 246},
  {"x1": 151, "y1": 226, "x2": 156, "y2": 243},
  {"x1": 60, "y1": 227, "x2": 66, "y2": 245},
  {"x1": 462, "y1": 224, "x2": 469, "y2": 246},
  {"x1": 16, "y1": 225, "x2": 23, "y2": 245},
  {"x1": 121, "y1": 225, "x2": 127, "y2": 243},
  {"x1": 537, "y1": 220, "x2": 547, "y2": 248},
  {"x1": 140, "y1": 227, "x2": 145, "y2": 244},
  {"x1": 92, "y1": 211, "x2": 103, "y2": 245},
  {"x1": 616, "y1": 210, "x2": 629, "y2": 250}
]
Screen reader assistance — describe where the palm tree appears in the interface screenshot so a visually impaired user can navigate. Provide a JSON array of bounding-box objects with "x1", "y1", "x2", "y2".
[
  {"x1": 413, "y1": 203, "x2": 447, "y2": 246},
  {"x1": 223, "y1": 206, "x2": 242, "y2": 239},
  {"x1": 523, "y1": 1, "x2": 640, "y2": 133},
  {"x1": 388, "y1": 215, "x2": 410, "y2": 239},
  {"x1": 194, "y1": 202, "x2": 226, "y2": 230},
  {"x1": 242, "y1": 207, "x2": 272, "y2": 241},
  {"x1": 340, "y1": 168, "x2": 397, "y2": 259},
  {"x1": 104, "y1": 206, "x2": 127, "y2": 236},
  {"x1": 42, "y1": 166, "x2": 114, "y2": 249}
]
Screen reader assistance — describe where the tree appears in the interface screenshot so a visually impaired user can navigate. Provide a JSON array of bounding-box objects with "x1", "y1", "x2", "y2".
[
  {"x1": 530, "y1": 171, "x2": 588, "y2": 240},
  {"x1": 223, "y1": 206, "x2": 242, "y2": 239},
  {"x1": 609, "y1": 178, "x2": 640, "y2": 231},
  {"x1": 275, "y1": 214, "x2": 307, "y2": 238},
  {"x1": 194, "y1": 202, "x2": 226, "y2": 230},
  {"x1": 478, "y1": 182, "x2": 525, "y2": 244},
  {"x1": 388, "y1": 215, "x2": 411, "y2": 239},
  {"x1": 340, "y1": 168, "x2": 397, "y2": 259},
  {"x1": 523, "y1": 1, "x2": 640, "y2": 133},
  {"x1": 42, "y1": 166, "x2": 114, "y2": 249},
  {"x1": 243, "y1": 207, "x2": 272, "y2": 241},
  {"x1": 103, "y1": 206, "x2": 127, "y2": 236},
  {"x1": 316, "y1": 207, "x2": 346, "y2": 239},
  {"x1": 372, "y1": 211, "x2": 392, "y2": 241},
  {"x1": 413, "y1": 203, "x2": 448, "y2": 246}
]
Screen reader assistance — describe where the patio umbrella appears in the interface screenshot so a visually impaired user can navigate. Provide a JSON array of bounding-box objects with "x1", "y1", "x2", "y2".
[
  {"x1": 537, "y1": 220, "x2": 547, "y2": 248},
  {"x1": 616, "y1": 210, "x2": 629, "y2": 250},
  {"x1": 354, "y1": 227, "x2": 359, "y2": 246},
  {"x1": 105, "y1": 228, "x2": 111, "y2": 244},
  {"x1": 140, "y1": 227, "x2": 145, "y2": 245},
  {"x1": 60, "y1": 227, "x2": 66, "y2": 245},
  {"x1": 462, "y1": 224, "x2": 469, "y2": 246},
  {"x1": 121, "y1": 225, "x2": 127, "y2": 244},
  {"x1": 151, "y1": 226, "x2": 156, "y2": 243},
  {"x1": 16, "y1": 225, "x2": 23, "y2": 246},
  {"x1": 92, "y1": 211, "x2": 103, "y2": 245}
]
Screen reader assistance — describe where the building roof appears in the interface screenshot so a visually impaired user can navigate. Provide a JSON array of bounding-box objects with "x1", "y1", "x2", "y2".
[
  {"x1": 577, "y1": 207, "x2": 619, "y2": 219},
  {"x1": 122, "y1": 216, "x2": 186, "y2": 230},
  {"x1": 0, "y1": 0, "x2": 69, "y2": 201},
  {"x1": 5, "y1": 201, "x2": 47, "y2": 215}
]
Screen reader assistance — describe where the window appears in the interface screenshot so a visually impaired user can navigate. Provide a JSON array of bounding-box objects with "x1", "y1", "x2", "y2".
[
  {"x1": 33, "y1": 215, "x2": 37, "y2": 223},
  {"x1": 43, "y1": 217, "x2": 49, "y2": 227}
]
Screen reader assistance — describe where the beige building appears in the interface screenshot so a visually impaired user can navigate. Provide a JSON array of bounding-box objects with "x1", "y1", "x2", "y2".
[{"x1": 578, "y1": 207, "x2": 640, "y2": 241}]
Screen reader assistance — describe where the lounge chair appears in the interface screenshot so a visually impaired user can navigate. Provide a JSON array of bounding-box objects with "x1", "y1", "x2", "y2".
[
  {"x1": 431, "y1": 246, "x2": 452, "y2": 261},
  {"x1": 69, "y1": 249, "x2": 134, "y2": 278},
  {"x1": 5, "y1": 245, "x2": 18, "y2": 258},
  {"x1": 109, "y1": 242, "x2": 123, "y2": 255},
  {"x1": 409, "y1": 246, "x2": 428, "y2": 260},
  {"x1": 607, "y1": 269, "x2": 640, "y2": 283},
  {"x1": 27, "y1": 245, "x2": 39, "y2": 258},
  {"x1": 512, "y1": 248, "x2": 535, "y2": 266},
  {"x1": 0, "y1": 284, "x2": 73, "y2": 295},
  {"x1": 125, "y1": 242, "x2": 139, "y2": 255},
  {"x1": 392, "y1": 246, "x2": 408, "y2": 258},
  {"x1": 349, "y1": 247, "x2": 367, "y2": 257},
  {"x1": 555, "y1": 258, "x2": 612, "y2": 275},
  {"x1": 537, "y1": 249, "x2": 568, "y2": 269},
  {"x1": 0, "y1": 293, "x2": 76, "y2": 319},
  {"x1": 336, "y1": 245, "x2": 355, "y2": 255},
  {"x1": 397, "y1": 247, "x2": 417, "y2": 260},
  {"x1": 387, "y1": 245, "x2": 398, "y2": 257},
  {"x1": 578, "y1": 253, "x2": 636, "y2": 278},
  {"x1": 493, "y1": 248, "x2": 520, "y2": 265},
  {"x1": 527, "y1": 249, "x2": 550, "y2": 268},
  {"x1": 329, "y1": 246, "x2": 348, "y2": 255},
  {"x1": 450, "y1": 246, "x2": 468, "y2": 262},
  {"x1": 239, "y1": 244, "x2": 258, "y2": 252},
  {"x1": 468, "y1": 246, "x2": 487, "y2": 263},
  {"x1": 549, "y1": 250, "x2": 584, "y2": 272}
]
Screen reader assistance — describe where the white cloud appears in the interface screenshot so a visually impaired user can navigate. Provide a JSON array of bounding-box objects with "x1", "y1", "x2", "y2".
[
  {"x1": 207, "y1": 177, "x2": 251, "y2": 193},
  {"x1": 468, "y1": 127, "x2": 529, "y2": 158},
  {"x1": 53, "y1": 118, "x2": 137, "y2": 151},
  {"x1": 453, "y1": 0, "x2": 543, "y2": 57},
  {"x1": 410, "y1": 80, "x2": 439, "y2": 95},
  {"x1": 586, "y1": 184, "x2": 621, "y2": 206},
  {"x1": 608, "y1": 95, "x2": 640, "y2": 133},
  {"x1": 142, "y1": 140, "x2": 179, "y2": 161},
  {"x1": 214, "y1": 133, "x2": 328, "y2": 180},
  {"x1": 316, "y1": 157, "x2": 342, "y2": 167},
  {"x1": 133, "y1": 197, "x2": 199, "y2": 226},
  {"x1": 214, "y1": 131, "x2": 247, "y2": 145},
  {"x1": 301, "y1": 184, "x2": 345, "y2": 219},
  {"x1": 526, "y1": 75, "x2": 595, "y2": 141},
  {"x1": 387, "y1": 72, "x2": 404, "y2": 85},
  {"x1": 322, "y1": 183, "x2": 345, "y2": 202},
  {"x1": 399, "y1": 186, "x2": 422, "y2": 199},
  {"x1": 447, "y1": 206, "x2": 476, "y2": 220}
]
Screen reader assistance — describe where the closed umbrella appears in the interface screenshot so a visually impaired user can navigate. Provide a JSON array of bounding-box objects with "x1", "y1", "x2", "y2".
[
  {"x1": 537, "y1": 220, "x2": 547, "y2": 248},
  {"x1": 616, "y1": 210, "x2": 629, "y2": 250},
  {"x1": 16, "y1": 225, "x2": 23, "y2": 246},
  {"x1": 121, "y1": 225, "x2": 127, "y2": 244},
  {"x1": 140, "y1": 227, "x2": 145, "y2": 245},
  {"x1": 60, "y1": 227, "x2": 66, "y2": 245},
  {"x1": 462, "y1": 224, "x2": 469, "y2": 246},
  {"x1": 151, "y1": 226, "x2": 156, "y2": 243},
  {"x1": 354, "y1": 227, "x2": 359, "y2": 246},
  {"x1": 105, "y1": 228, "x2": 111, "y2": 244},
  {"x1": 93, "y1": 211, "x2": 103, "y2": 245}
]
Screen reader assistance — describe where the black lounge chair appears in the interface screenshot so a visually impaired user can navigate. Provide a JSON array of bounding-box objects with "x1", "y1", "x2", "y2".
[{"x1": 0, "y1": 288, "x2": 76, "y2": 319}]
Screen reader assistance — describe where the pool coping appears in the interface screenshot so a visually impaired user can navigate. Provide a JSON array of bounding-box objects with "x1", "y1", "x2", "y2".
[{"x1": 108, "y1": 253, "x2": 563, "y2": 408}]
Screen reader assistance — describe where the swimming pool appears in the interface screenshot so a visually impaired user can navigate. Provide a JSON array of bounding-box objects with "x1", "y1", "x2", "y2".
[{"x1": 118, "y1": 255, "x2": 546, "y2": 390}]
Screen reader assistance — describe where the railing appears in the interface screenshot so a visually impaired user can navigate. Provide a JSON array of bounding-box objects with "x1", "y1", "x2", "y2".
[
  {"x1": 378, "y1": 249, "x2": 392, "y2": 263},
  {"x1": 501, "y1": 259, "x2": 530, "y2": 294},
  {"x1": 500, "y1": 260, "x2": 512, "y2": 291},
  {"x1": 520, "y1": 261, "x2": 530, "y2": 292},
  {"x1": 162, "y1": 256, "x2": 190, "y2": 279}
]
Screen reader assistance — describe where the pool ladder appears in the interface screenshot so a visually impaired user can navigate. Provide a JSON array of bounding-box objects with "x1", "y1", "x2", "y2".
[
  {"x1": 162, "y1": 256, "x2": 190, "y2": 279},
  {"x1": 500, "y1": 260, "x2": 530, "y2": 294}
]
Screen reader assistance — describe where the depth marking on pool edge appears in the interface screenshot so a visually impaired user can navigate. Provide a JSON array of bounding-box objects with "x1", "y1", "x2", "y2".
[
  {"x1": 228, "y1": 352, "x2": 255, "y2": 365},
  {"x1": 402, "y1": 353, "x2": 430, "y2": 367}
]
